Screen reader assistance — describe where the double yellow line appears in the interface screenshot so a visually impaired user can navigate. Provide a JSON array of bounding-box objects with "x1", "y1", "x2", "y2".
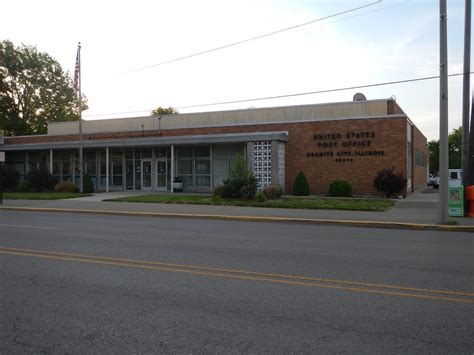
[{"x1": 1, "y1": 246, "x2": 473, "y2": 304}]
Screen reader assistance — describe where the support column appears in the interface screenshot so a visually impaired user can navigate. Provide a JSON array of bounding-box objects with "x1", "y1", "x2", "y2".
[
  {"x1": 25, "y1": 152, "x2": 29, "y2": 175},
  {"x1": 106, "y1": 147, "x2": 109, "y2": 192},
  {"x1": 246, "y1": 142, "x2": 254, "y2": 173},
  {"x1": 49, "y1": 149, "x2": 53, "y2": 174},
  {"x1": 271, "y1": 141, "x2": 279, "y2": 187},
  {"x1": 171, "y1": 145, "x2": 175, "y2": 193}
]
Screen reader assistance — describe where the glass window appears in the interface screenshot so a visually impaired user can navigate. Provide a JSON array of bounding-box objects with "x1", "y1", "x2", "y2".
[
  {"x1": 177, "y1": 160, "x2": 193, "y2": 175},
  {"x1": 214, "y1": 145, "x2": 228, "y2": 158},
  {"x1": 142, "y1": 149, "x2": 152, "y2": 159},
  {"x1": 196, "y1": 176, "x2": 210, "y2": 187},
  {"x1": 113, "y1": 176, "x2": 123, "y2": 186},
  {"x1": 214, "y1": 159, "x2": 228, "y2": 175},
  {"x1": 155, "y1": 147, "x2": 167, "y2": 157},
  {"x1": 112, "y1": 162, "x2": 122, "y2": 175},
  {"x1": 181, "y1": 175, "x2": 194, "y2": 188},
  {"x1": 195, "y1": 146, "x2": 210, "y2": 157},
  {"x1": 230, "y1": 144, "x2": 244, "y2": 156},
  {"x1": 126, "y1": 149, "x2": 134, "y2": 160},
  {"x1": 195, "y1": 160, "x2": 210, "y2": 174},
  {"x1": 177, "y1": 147, "x2": 193, "y2": 158}
]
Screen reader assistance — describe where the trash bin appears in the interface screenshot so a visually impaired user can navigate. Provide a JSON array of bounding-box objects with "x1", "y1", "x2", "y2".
[
  {"x1": 448, "y1": 186, "x2": 464, "y2": 217},
  {"x1": 466, "y1": 185, "x2": 474, "y2": 217},
  {"x1": 172, "y1": 177, "x2": 183, "y2": 192}
]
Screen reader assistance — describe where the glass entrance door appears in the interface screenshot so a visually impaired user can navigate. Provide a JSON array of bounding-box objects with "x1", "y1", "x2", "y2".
[
  {"x1": 141, "y1": 160, "x2": 152, "y2": 190},
  {"x1": 156, "y1": 159, "x2": 167, "y2": 190}
]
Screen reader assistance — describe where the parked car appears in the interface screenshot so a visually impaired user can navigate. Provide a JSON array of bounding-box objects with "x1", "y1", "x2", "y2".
[
  {"x1": 427, "y1": 174, "x2": 435, "y2": 187},
  {"x1": 429, "y1": 169, "x2": 462, "y2": 189}
]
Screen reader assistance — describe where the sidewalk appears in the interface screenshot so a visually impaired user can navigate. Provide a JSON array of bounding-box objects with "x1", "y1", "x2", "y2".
[{"x1": 1, "y1": 188, "x2": 473, "y2": 232}]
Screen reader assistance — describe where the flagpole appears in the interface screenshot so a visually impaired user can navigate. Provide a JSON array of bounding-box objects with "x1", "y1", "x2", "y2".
[{"x1": 78, "y1": 42, "x2": 83, "y2": 193}]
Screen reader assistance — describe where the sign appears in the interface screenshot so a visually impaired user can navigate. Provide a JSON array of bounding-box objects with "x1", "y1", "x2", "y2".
[
  {"x1": 306, "y1": 130, "x2": 384, "y2": 163},
  {"x1": 0, "y1": 151, "x2": 4, "y2": 162},
  {"x1": 448, "y1": 186, "x2": 464, "y2": 217}
]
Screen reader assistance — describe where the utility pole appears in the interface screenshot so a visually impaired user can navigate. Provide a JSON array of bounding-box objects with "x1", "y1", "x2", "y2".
[
  {"x1": 439, "y1": 0, "x2": 449, "y2": 224},
  {"x1": 462, "y1": 0, "x2": 471, "y2": 190}
]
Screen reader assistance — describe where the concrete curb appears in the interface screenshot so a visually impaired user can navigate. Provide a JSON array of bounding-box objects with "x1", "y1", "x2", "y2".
[{"x1": 1, "y1": 206, "x2": 473, "y2": 233}]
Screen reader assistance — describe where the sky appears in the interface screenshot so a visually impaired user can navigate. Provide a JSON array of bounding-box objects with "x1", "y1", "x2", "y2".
[{"x1": 1, "y1": 0, "x2": 471, "y2": 140}]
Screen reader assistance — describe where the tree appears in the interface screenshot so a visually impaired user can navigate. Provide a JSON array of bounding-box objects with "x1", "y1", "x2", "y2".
[
  {"x1": 427, "y1": 127, "x2": 462, "y2": 174},
  {"x1": 0, "y1": 40, "x2": 87, "y2": 136},
  {"x1": 151, "y1": 106, "x2": 178, "y2": 115},
  {"x1": 292, "y1": 171, "x2": 310, "y2": 196}
]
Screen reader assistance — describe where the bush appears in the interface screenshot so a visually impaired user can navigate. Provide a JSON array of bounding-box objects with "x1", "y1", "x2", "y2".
[
  {"x1": 212, "y1": 184, "x2": 233, "y2": 199},
  {"x1": 54, "y1": 181, "x2": 79, "y2": 193},
  {"x1": 373, "y1": 167, "x2": 407, "y2": 198},
  {"x1": 292, "y1": 171, "x2": 310, "y2": 196},
  {"x1": 329, "y1": 180, "x2": 352, "y2": 197},
  {"x1": 16, "y1": 180, "x2": 32, "y2": 192},
  {"x1": 214, "y1": 154, "x2": 258, "y2": 199},
  {"x1": 255, "y1": 191, "x2": 266, "y2": 203},
  {"x1": 83, "y1": 174, "x2": 94, "y2": 193},
  {"x1": 0, "y1": 166, "x2": 20, "y2": 191},
  {"x1": 263, "y1": 186, "x2": 282, "y2": 200},
  {"x1": 26, "y1": 167, "x2": 58, "y2": 192}
]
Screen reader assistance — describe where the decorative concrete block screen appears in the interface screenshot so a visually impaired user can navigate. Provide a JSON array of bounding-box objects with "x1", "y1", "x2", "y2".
[
  {"x1": 278, "y1": 142, "x2": 285, "y2": 191},
  {"x1": 252, "y1": 141, "x2": 272, "y2": 191}
]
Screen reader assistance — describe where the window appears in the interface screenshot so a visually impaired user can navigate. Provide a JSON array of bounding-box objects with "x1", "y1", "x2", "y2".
[
  {"x1": 175, "y1": 146, "x2": 211, "y2": 191},
  {"x1": 212, "y1": 144, "x2": 244, "y2": 187}
]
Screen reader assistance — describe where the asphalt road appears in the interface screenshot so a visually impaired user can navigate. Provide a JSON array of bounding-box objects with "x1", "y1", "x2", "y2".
[{"x1": 1, "y1": 210, "x2": 473, "y2": 353}]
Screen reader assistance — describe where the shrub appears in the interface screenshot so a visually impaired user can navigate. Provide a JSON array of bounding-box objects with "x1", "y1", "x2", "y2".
[
  {"x1": 214, "y1": 154, "x2": 258, "y2": 199},
  {"x1": 54, "y1": 181, "x2": 79, "y2": 193},
  {"x1": 373, "y1": 167, "x2": 407, "y2": 198},
  {"x1": 213, "y1": 184, "x2": 233, "y2": 199},
  {"x1": 26, "y1": 167, "x2": 58, "y2": 192},
  {"x1": 255, "y1": 191, "x2": 266, "y2": 203},
  {"x1": 16, "y1": 180, "x2": 32, "y2": 192},
  {"x1": 263, "y1": 186, "x2": 282, "y2": 200},
  {"x1": 329, "y1": 180, "x2": 352, "y2": 197},
  {"x1": 83, "y1": 174, "x2": 94, "y2": 193},
  {"x1": 292, "y1": 171, "x2": 310, "y2": 196},
  {"x1": 0, "y1": 166, "x2": 20, "y2": 191}
]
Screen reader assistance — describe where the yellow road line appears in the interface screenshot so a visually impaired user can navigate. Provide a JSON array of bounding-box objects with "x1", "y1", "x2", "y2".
[
  {"x1": 1, "y1": 248, "x2": 473, "y2": 304},
  {"x1": 1, "y1": 246, "x2": 472, "y2": 297}
]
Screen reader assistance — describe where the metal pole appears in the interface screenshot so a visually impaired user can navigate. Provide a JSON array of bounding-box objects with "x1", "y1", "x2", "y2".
[
  {"x1": 462, "y1": 0, "x2": 471, "y2": 189},
  {"x1": 106, "y1": 147, "x2": 109, "y2": 192},
  {"x1": 439, "y1": 0, "x2": 449, "y2": 224},
  {"x1": 78, "y1": 42, "x2": 83, "y2": 193},
  {"x1": 171, "y1": 145, "x2": 174, "y2": 193}
]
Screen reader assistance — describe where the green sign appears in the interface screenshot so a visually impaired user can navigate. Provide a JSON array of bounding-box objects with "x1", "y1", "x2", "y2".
[{"x1": 448, "y1": 186, "x2": 464, "y2": 217}]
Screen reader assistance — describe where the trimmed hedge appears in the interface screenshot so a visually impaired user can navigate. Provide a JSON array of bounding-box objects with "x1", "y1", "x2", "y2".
[
  {"x1": 292, "y1": 171, "x2": 310, "y2": 196},
  {"x1": 329, "y1": 180, "x2": 352, "y2": 197}
]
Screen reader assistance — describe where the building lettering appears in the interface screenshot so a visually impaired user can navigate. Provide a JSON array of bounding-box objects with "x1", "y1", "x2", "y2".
[{"x1": 308, "y1": 130, "x2": 382, "y2": 162}]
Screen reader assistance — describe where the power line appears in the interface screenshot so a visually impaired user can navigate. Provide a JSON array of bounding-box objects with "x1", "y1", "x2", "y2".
[
  {"x1": 175, "y1": 72, "x2": 472, "y2": 109},
  {"x1": 129, "y1": 1, "x2": 382, "y2": 72},
  {"x1": 83, "y1": 72, "x2": 471, "y2": 118}
]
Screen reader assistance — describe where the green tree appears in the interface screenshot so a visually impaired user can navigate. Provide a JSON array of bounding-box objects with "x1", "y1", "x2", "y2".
[
  {"x1": 427, "y1": 127, "x2": 462, "y2": 174},
  {"x1": 427, "y1": 140, "x2": 439, "y2": 174},
  {"x1": 151, "y1": 106, "x2": 178, "y2": 115},
  {"x1": 0, "y1": 40, "x2": 86, "y2": 136}
]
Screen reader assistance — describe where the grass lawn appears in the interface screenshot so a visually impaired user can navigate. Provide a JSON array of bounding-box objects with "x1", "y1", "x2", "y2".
[
  {"x1": 106, "y1": 194, "x2": 395, "y2": 212},
  {"x1": 2, "y1": 192, "x2": 92, "y2": 200}
]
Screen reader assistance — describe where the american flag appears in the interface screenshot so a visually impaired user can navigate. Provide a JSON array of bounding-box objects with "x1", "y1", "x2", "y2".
[{"x1": 73, "y1": 45, "x2": 80, "y2": 93}]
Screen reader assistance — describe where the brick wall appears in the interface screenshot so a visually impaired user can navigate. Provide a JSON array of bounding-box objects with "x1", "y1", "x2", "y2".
[{"x1": 412, "y1": 125, "x2": 428, "y2": 188}]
